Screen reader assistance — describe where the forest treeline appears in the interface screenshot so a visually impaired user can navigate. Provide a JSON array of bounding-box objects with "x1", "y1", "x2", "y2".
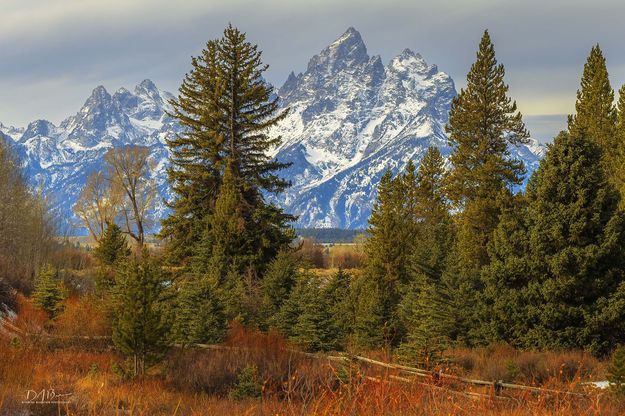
[{"x1": 3, "y1": 26, "x2": 625, "y2": 376}]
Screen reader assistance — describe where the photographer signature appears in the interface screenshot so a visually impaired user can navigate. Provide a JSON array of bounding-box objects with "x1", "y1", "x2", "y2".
[{"x1": 22, "y1": 389, "x2": 72, "y2": 404}]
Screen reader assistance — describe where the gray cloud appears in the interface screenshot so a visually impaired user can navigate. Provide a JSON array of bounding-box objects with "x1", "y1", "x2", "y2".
[{"x1": 2, "y1": 0, "x2": 625, "y2": 143}]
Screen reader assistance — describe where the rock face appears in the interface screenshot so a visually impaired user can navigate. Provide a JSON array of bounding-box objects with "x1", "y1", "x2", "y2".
[{"x1": 2, "y1": 28, "x2": 545, "y2": 232}]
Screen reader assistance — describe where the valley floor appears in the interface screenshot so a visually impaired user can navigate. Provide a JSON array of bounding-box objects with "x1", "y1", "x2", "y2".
[{"x1": 1, "y1": 327, "x2": 622, "y2": 416}]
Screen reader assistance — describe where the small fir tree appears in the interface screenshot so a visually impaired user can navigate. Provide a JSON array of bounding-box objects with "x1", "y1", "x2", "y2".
[
  {"x1": 608, "y1": 345, "x2": 625, "y2": 395},
  {"x1": 93, "y1": 223, "x2": 130, "y2": 266},
  {"x1": 112, "y1": 253, "x2": 169, "y2": 376},
  {"x1": 172, "y1": 274, "x2": 225, "y2": 345},
  {"x1": 32, "y1": 264, "x2": 66, "y2": 318}
]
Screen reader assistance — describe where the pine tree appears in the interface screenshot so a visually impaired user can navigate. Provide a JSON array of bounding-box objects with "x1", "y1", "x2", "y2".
[
  {"x1": 161, "y1": 24, "x2": 294, "y2": 265},
  {"x1": 480, "y1": 194, "x2": 533, "y2": 345},
  {"x1": 443, "y1": 30, "x2": 529, "y2": 344},
  {"x1": 112, "y1": 253, "x2": 169, "y2": 376},
  {"x1": 94, "y1": 223, "x2": 130, "y2": 266},
  {"x1": 32, "y1": 264, "x2": 66, "y2": 318},
  {"x1": 411, "y1": 147, "x2": 453, "y2": 278},
  {"x1": 172, "y1": 274, "x2": 225, "y2": 345},
  {"x1": 568, "y1": 45, "x2": 618, "y2": 158},
  {"x1": 291, "y1": 277, "x2": 335, "y2": 352},
  {"x1": 398, "y1": 148, "x2": 454, "y2": 365}
]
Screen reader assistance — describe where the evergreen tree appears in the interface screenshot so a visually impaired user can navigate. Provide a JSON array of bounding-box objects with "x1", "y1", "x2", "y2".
[
  {"x1": 480, "y1": 194, "x2": 534, "y2": 345},
  {"x1": 397, "y1": 279, "x2": 451, "y2": 369},
  {"x1": 607, "y1": 345, "x2": 625, "y2": 394},
  {"x1": 161, "y1": 24, "x2": 294, "y2": 265},
  {"x1": 94, "y1": 223, "x2": 130, "y2": 266},
  {"x1": 443, "y1": 30, "x2": 529, "y2": 344},
  {"x1": 32, "y1": 264, "x2": 66, "y2": 318},
  {"x1": 355, "y1": 170, "x2": 412, "y2": 348},
  {"x1": 323, "y1": 268, "x2": 353, "y2": 350},
  {"x1": 485, "y1": 129, "x2": 625, "y2": 354},
  {"x1": 568, "y1": 45, "x2": 618, "y2": 160},
  {"x1": 411, "y1": 147, "x2": 453, "y2": 278},
  {"x1": 260, "y1": 250, "x2": 299, "y2": 328},
  {"x1": 112, "y1": 253, "x2": 169, "y2": 376},
  {"x1": 445, "y1": 29, "x2": 528, "y2": 259},
  {"x1": 172, "y1": 274, "x2": 225, "y2": 345},
  {"x1": 291, "y1": 278, "x2": 335, "y2": 352},
  {"x1": 616, "y1": 85, "x2": 625, "y2": 207}
]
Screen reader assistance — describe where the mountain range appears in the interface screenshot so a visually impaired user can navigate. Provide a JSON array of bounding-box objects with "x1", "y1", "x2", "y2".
[{"x1": 0, "y1": 27, "x2": 546, "y2": 232}]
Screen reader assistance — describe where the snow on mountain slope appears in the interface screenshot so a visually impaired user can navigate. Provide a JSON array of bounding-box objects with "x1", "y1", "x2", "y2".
[{"x1": 2, "y1": 28, "x2": 545, "y2": 232}]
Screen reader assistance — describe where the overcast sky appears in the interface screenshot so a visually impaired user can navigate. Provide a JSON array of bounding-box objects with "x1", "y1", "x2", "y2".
[{"x1": 2, "y1": 0, "x2": 625, "y2": 142}]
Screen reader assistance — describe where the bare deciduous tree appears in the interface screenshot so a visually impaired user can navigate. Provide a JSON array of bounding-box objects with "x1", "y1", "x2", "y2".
[
  {"x1": 104, "y1": 146, "x2": 156, "y2": 248},
  {"x1": 73, "y1": 171, "x2": 122, "y2": 242}
]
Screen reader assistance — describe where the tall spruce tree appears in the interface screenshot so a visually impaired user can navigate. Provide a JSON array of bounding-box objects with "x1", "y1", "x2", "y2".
[
  {"x1": 112, "y1": 253, "x2": 169, "y2": 376},
  {"x1": 443, "y1": 30, "x2": 529, "y2": 344},
  {"x1": 445, "y1": 30, "x2": 529, "y2": 265},
  {"x1": 161, "y1": 24, "x2": 294, "y2": 266},
  {"x1": 616, "y1": 85, "x2": 625, "y2": 207},
  {"x1": 568, "y1": 45, "x2": 618, "y2": 158}
]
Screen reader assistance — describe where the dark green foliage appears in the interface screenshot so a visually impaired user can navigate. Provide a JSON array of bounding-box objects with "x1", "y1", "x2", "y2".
[
  {"x1": 112, "y1": 253, "x2": 169, "y2": 376},
  {"x1": 353, "y1": 170, "x2": 412, "y2": 349},
  {"x1": 260, "y1": 250, "x2": 299, "y2": 329},
  {"x1": 171, "y1": 274, "x2": 225, "y2": 345},
  {"x1": 397, "y1": 279, "x2": 451, "y2": 369},
  {"x1": 442, "y1": 31, "x2": 529, "y2": 345},
  {"x1": 480, "y1": 194, "x2": 534, "y2": 345},
  {"x1": 93, "y1": 223, "x2": 130, "y2": 266},
  {"x1": 32, "y1": 264, "x2": 66, "y2": 318},
  {"x1": 608, "y1": 345, "x2": 625, "y2": 394},
  {"x1": 272, "y1": 269, "x2": 343, "y2": 352},
  {"x1": 568, "y1": 45, "x2": 618, "y2": 158},
  {"x1": 93, "y1": 223, "x2": 131, "y2": 296},
  {"x1": 161, "y1": 24, "x2": 294, "y2": 266},
  {"x1": 323, "y1": 268, "x2": 353, "y2": 349},
  {"x1": 616, "y1": 85, "x2": 625, "y2": 207},
  {"x1": 229, "y1": 366, "x2": 262, "y2": 400},
  {"x1": 483, "y1": 128, "x2": 625, "y2": 355},
  {"x1": 351, "y1": 275, "x2": 390, "y2": 350}
]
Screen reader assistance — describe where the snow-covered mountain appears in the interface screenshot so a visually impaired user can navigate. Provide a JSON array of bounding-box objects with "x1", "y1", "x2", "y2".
[
  {"x1": 1, "y1": 80, "x2": 178, "y2": 229},
  {"x1": 1, "y1": 28, "x2": 545, "y2": 232},
  {"x1": 269, "y1": 27, "x2": 545, "y2": 228}
]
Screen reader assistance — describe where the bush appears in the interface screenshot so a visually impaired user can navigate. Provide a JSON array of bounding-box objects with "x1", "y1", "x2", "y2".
[{"x1": 229, "y1": 366, "x2": 262, "y2": 400}]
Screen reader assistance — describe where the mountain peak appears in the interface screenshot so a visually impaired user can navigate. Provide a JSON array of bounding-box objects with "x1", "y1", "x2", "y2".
[
  {"x1": 307, "y1": 27, "x2": 369, "y2": 74},
  {"x1": 136, "y1": 79, "x2": 158, "y2": 93}
]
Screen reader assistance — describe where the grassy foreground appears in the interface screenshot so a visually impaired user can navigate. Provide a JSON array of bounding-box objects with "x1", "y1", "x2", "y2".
[{"x1": 1, "y1": 314, "x2": 624, "y2": 416}]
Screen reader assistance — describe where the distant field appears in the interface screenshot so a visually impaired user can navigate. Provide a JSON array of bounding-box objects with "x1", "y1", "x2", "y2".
[{"x1": 295, "y1": 228, "x2": 366, "y2": 243}]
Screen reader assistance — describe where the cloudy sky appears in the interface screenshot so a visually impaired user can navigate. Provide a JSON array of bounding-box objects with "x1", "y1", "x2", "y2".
[{"x1": 2, "y1": 0, "x2": 624, "y2": 142}]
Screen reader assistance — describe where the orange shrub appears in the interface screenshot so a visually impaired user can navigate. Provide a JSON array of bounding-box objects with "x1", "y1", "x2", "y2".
[{"x1": 53, "y1": 296, "x2": 111, "y2": 338}]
